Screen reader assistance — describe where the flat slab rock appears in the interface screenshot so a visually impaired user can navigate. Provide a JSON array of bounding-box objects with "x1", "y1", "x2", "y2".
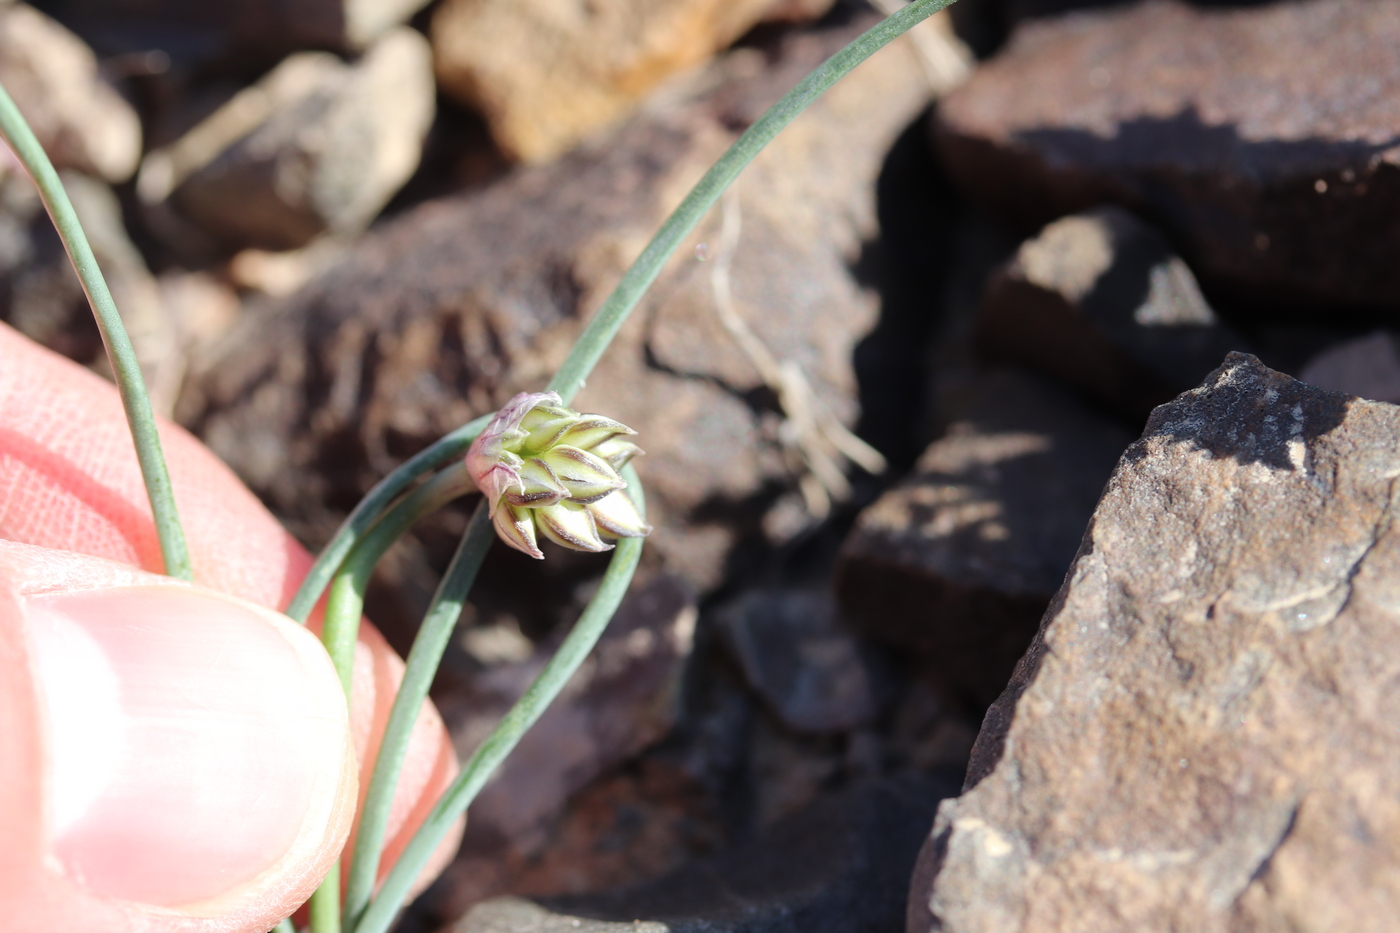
[
  {"x1": 909, "y1": 353, "x2": 1400, "y2": 932},
  {"x1": 936, "y1": 0, "x2": 1400, "y2": 309}
]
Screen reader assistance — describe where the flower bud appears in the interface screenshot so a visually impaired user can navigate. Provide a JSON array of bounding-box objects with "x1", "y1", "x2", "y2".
[{"x1": 466, "y1": 391, "x2": 649, "y2": 558}]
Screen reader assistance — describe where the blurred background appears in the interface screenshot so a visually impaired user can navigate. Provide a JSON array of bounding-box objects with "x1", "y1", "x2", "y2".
[{"x1": 4, "y1": 0, "x2": 1397, "y2": 929}]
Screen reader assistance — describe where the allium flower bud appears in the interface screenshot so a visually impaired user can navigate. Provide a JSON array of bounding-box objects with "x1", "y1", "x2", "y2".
[{"x1": 467, "y1": 391, "x2": 651, "y2": 559}]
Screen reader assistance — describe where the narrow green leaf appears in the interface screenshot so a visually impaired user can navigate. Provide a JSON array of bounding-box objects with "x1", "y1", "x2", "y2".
[
  {"x1": 0, "y1": 83, "x2": 192, "y2": 579},
  {"x1": 342, "y1": 502, "x2": 495, "y2": 928}
]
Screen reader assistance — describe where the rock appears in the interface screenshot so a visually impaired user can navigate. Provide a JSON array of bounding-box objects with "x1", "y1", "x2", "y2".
[
  {"x1": 184, "y1": 13, "x2": 930, "y2": 592},
  {"x1": 1299, "y1": 330, "x2": 1400, "y2": 404},
  {"x1": 431, "y1": 0, "x2": 837, "y2": 162},
  {"x1": 977, "y1": 206, "x2": 1248, "y2": 421},
  {"x1": 936, "y1": 0, "x2": 1400, "y2": 310},
  {"x1": 0, "y1": 3, "x2": 142, "y2": 182},
  {"x1": 0, "y1": 171, "x2": 184, "y2": 414},
  {"x1": 44, "y1": 0, "x2": 431, "y2": 57},
  {"x1": 139, "y1": 28, "x2": 435, "y2": 251},
  {"x1": 434, "y1": 573, "x2": 697, "y2": 850},
  {"x1": 718, "y1": 587, "x2": 882, "y2": 734},
  {"x1": 424, "y1": 757, "x2": 725, "y2": 922},
  {"x1": 836, "y1": 369, "x2": 1133, "y2": 707},
  {"x1": 910, "y1": 352, "x2": 1400, "y2": 932},
  {"x1": 451, "y1": 774, "x2": 961, "y2": 933}
]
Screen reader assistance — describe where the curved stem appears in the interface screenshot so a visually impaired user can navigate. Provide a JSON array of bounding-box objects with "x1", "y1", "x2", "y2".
[
  {"x1": 352, "y1": 469, "x2": 646, "y2": 933},
  {"x1": 545, "y1": 0, "x2": 953, "y2": 407},
  {"x1": 307, "y1": 868, "x2": 340, "y2": 933},
  {"x1": 285, "y1": 417, "x2": 490, "y2": 623},
  {"x1": 0, "y1": 83, "x2": 192, "y2": 579},
  {"x1": 343, "y1": 502, "x2": 494, "y2": 928},
  {"x1": 306, "y1": 463, "x2": 476, "y2": 924}
]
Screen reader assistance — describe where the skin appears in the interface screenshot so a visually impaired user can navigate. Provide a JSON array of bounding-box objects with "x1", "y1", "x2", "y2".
[{"x1": 0, "y1": 323, "x2": 462, "y2": 932}]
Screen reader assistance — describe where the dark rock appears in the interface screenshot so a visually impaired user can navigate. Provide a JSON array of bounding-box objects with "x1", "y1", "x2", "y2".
[
  {"x1": 183, "y1": 13, "x2": 931, "y2": 592},
  {"x1": 1299, "y1": 329, "x2": 1400, "y2": 404},
  {"x1": 936, "y1": 0, "x2": 1400, "y2": 311},
  {"x1": 435, "y1": 572, "x2": 697, "y2": 850},
  {"x1": 44, "y1": 0, "x2": 430, "y2": 60},
  {"x1": 977, "y1": 205, "x2": 1248, "y2": 421},
  {"x1": 836, "y1": 369, "x2": 1133, "y2": 707},
  {"x1": 450, "y1": 774, "x2": 962, "y2": 933},
  {"x1": 718, "y1": 588, "x2": 882, "y2": 735},
  {"x1": 424, "y1": 758, "x2": 725, "y2": 923},
  {"x1": 911, "y1": 353, "x2": 1400, "y2": 932},
  {"x1": 138, "y1": 29, "x2": 435, "y2": 251},
  {"x1": 0, "y1": 3, "x2": 141, "y2": 182}
]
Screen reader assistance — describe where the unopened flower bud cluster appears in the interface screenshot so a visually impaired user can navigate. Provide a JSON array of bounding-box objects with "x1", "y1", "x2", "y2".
[{"x1": 466, "y1": 391, "x2": 651, "y2": 558}]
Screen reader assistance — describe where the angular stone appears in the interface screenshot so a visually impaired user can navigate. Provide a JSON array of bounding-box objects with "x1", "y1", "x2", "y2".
[
  {"x1": 0, "y1": 3, "x2": 141, "y2": 182},
  {"x1": 432, "y1": 0, "x2": 836, "y2": 163},
  {"x1": 910, "y1": 353, "x2": 1400, "y2": 932},
  {"x1": 140, "y1": 28, "x2": 434, "y2": 251},
  {"x1": 1299, "y1": 330, "x2": 1400, "y2": 405},
  {"x1": 718, "y1": 587, "x2": 881, "y2": 735},
  {"x1": 936, "y1": 0, "x2": 1400, "y2": 310},
  {"x1": 184, "y1": 14, "x2": 929, "y2": 591},
  {"x1": 977, "y1": 206, "x2": 1248, "y2": 421},
  {"x1": 837, "y1": 369, "x2": 1132, "y2": 707},
  {"x1": 451, "y1": 774, "x2": 961, "y2": 933}
]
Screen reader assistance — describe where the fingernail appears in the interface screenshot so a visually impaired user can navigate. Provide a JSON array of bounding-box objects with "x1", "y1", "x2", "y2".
[{"x1": 25, "y1": 585, "x2": 349, "y2": 907}]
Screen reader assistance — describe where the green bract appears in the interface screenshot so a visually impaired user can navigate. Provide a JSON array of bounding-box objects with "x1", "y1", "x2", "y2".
[{"x1": 466, "y1": 390, "x2": 650, "y2": 558}]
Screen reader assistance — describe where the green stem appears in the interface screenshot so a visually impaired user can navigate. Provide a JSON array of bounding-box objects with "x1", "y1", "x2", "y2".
[
  {"x1": 306, "y1": 463, "x2": 476, "y2": 920},
  {"x1": 271, "y1": 920, "x2": 296, "y2": 933},
  {"x1": 307, "y1": 865, "x2": 340, "y2": 933},
  {"x1": 343, "y1": 503, "x2": 494, "y2": 929},
  {"x1": 285, "y1": 417, "x2": 490, "y2": 623},
  {"x1": 545, "y1": 0, "x2": 953, "y2": 407},
  {"x1": 0, "y1": 83, "x2": 192, "y2": 579},
  {"x1": 352, "y1": 469, "x2": 645, "y2": 933},
  {"x1": 317, "y1": 463, "x2": 474, "y2": 694}
]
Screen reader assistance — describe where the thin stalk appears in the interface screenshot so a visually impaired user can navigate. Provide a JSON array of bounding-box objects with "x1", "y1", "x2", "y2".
[
  {"x1": 0, "y1": 83, "x2": 192, "y2": 579},
  {"x1": 342, "y1": 503, "x2": 494, "y2": 928},
  {"x1": 307, "y1": 867, "x2": 340, "y2": 933},
  {"x1": 271, "y1": 920, "x2": 295, "y2": 933},
  {"x1": 545, "y1": 0, "x2": 953, "y2": 407},
  {"x1": 353, "y1": 469, "x2": 645, "y2": 933},
  {"x1": 285, "y1": 416, "x2": 491, "y2": 623},
  {"x1": 306, "y1": 463, "x2": 475, "y2": 919}
]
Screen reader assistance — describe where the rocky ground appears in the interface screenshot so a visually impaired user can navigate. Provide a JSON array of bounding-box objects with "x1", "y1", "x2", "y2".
[{"x1": 8, "y1": 0, "x2": 1400, "y2": 930}]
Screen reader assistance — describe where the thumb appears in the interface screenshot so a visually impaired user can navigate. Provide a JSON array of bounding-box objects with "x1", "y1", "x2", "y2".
[{"x1": 0, "y1": 541, "x2": 357, "y2": 933}]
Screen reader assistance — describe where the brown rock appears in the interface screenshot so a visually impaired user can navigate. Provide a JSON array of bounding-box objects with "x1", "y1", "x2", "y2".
[
  {"x1": 184, "y1": 14, "x2": 928, "y2": 591},
  {"x1": 837, "y1": 369, "x2": 1132, "y2": 707},
  {"x1": 0, "y1": 3, "x2": 141, "y2": 182},
  {"x1": 432, "y1": 0, "x2": 837, "y2": 162},
  {"x1": 977, "y1": 206, "x2": 1248, "y2": 422},
  {"x1": 910, "y1": 353, "x2": 1400, "y2": 932},
  {"x1": 139, "y1": 28, "x2": 435, "y2": 251},
  {"x1": 936, "y1": 0, "x2": 1400, "y2": 310}
]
